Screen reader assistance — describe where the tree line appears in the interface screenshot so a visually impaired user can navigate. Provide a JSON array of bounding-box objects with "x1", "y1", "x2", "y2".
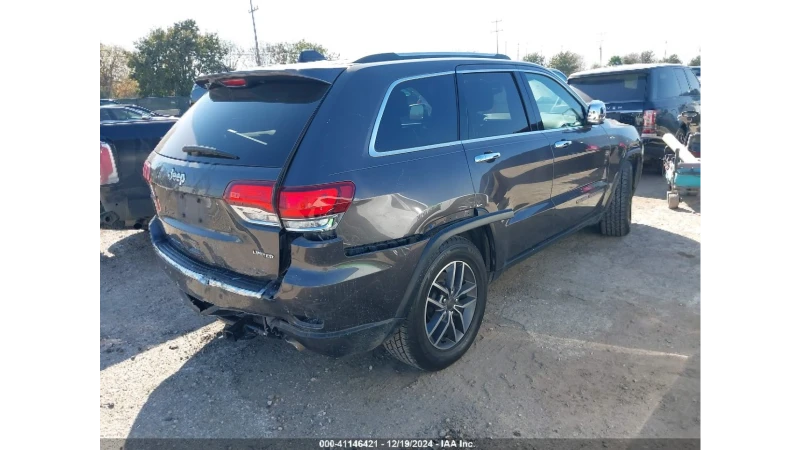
[
  {"x1": 101, "y1": 19, "x2": 701, "y2": 98},
  {"x1": 100, "y1": 19, "x2": 338, "y2": 98},
  {"x1": 522, "y1": 51, "x2": 700, "y2": 77}
]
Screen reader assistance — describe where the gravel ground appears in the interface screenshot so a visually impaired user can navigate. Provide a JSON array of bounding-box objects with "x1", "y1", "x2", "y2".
[{"x1": 100, "y1": 173, "x2": 700, "y2": 439}]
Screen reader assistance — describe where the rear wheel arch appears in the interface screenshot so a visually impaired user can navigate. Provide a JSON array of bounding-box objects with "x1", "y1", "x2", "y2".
[
  {"x1": 384, "y1": 235, "x2": 489, "y2": 370},
  {"x1": 392, "y1": 210, "x2": 512, "y2": 321},
  {"x1": 457, "y1": 224, "x2": 495, "y2": 276}
]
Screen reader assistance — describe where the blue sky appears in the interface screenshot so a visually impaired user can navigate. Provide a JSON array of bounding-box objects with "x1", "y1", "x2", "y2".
[{"x1": 100, "y1": 0, "x2": 700, "y2": 66}]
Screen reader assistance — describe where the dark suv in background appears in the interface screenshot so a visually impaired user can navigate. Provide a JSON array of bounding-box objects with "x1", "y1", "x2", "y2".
[
  {"x1": 568, "y1": 63, "x2": 700, "y2": 166},
  {"x1": 145, "y1": 52, "x2": 643, "y2": 371}
]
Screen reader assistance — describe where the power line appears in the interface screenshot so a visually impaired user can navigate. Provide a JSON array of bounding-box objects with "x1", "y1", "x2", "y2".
[
  {"x1": 490, "y1": 19, "x2": 503, "y2": 54},
  {"x1": 248, "y1": 0, "x2": 262, "y2": 66}
]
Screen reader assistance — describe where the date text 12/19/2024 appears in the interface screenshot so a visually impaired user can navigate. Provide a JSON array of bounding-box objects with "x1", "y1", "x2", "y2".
[{"x1": 318, "y1": 439, "x2": 475, "y2": 448}]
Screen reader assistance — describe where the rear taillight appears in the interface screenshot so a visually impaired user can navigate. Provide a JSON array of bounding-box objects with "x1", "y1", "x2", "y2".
[
  {"x1": 143, "y1": 161, "x2": 151, "y2": 183},
  {"x1": 224, "y1": 181, "x2": 279, "y2": 226},
  {"x1": 642, "y1": 110, "x2": 657, "y2": 135},
  {"x1": 223, "y1": 181, "x2": 356, "y2": 231},
  {"x1": 100, "y1": 141, "x2": 119, "y2": 185},
  {"x1": 279, "y1": 182, "x2": 356, "y2": 231}
]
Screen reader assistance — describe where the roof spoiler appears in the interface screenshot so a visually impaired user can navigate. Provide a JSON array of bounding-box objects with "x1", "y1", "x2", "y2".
[{"x1": 195, "y1": 70, "x2": 333, "y2": 88}]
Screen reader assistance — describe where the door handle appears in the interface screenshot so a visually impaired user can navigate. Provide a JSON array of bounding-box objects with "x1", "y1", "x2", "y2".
[
  {"x1": 554, "y1": 140, "x2": 572, "y2": 149},
  {"x1": 475, "y1": 152, "x2": 501, "y2": 163}
]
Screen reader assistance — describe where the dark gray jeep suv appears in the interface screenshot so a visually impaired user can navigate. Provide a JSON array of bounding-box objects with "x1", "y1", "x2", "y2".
[{"x1": 144, "y1": 52, "x2": 643, "y2": 371}]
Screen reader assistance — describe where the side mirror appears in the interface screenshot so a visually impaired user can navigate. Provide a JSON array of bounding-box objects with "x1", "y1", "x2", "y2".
[{"x1": 586, "y1": 100, "x2": 606, "y2": 125}]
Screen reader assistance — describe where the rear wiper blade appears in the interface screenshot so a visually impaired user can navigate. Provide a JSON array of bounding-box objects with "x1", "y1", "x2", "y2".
[{"x1": 182, "y1": 145, "x2": 239, "y2": 160}]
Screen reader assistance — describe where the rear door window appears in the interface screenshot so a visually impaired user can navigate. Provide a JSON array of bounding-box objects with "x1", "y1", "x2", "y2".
[
  {"x1": 458, "y1": 72, "x2": 530, "y2": 139},
  {"x1": 373, "y1": 74, "x2": 458, "y2": 153},
  {"x1": 155, "y1": 77, "x2": 329, "y2": 167},
  {"x1": 673, "y1": 68, "x2": 691, "y2": 95},
  {"x1": 684, "y1": 68, "x2": 701, "y2": 93},
  {"x1": 651, "y1": 68, "x2": 681, "y2": 100},
  {"x1": 568, "y1": 73, "x2": 648, "y2": 103}
]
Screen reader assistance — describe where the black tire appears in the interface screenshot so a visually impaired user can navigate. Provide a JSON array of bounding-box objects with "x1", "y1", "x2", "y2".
[
  {"x1": 599, "y1": 159, "x2": 633, "y2": 237},
  {"x1": 384, "y1": 236, "x2": 488, "y2": 371}
]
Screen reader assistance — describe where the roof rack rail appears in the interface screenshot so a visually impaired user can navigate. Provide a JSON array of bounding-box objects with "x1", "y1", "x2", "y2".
[{"x1": 353, "y1": 52, "x2": 511, "y2": 64}]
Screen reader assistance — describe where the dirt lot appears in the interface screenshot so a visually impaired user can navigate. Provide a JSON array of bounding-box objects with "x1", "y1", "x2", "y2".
[{"x1": 100, "y1": 173, "x2": 700, "y2": 439}]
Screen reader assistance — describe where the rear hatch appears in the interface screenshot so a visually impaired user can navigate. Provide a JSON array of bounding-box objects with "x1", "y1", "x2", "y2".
[
  {"x1": 148, "y1": 70, "x2": 341, "y2": 280},
  {"x1": 568, "y1": 72, "x2": 648, "y2": 132}
]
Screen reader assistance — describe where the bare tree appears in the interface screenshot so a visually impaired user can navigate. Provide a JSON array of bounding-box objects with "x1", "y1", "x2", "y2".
[
  {"x1": 100, "y1": 44, "x2": 132, "y2": 98},
  {"x1": 639, "y1": 51, "x2": 656, "y2": 63},
  {"x1": 220, "y1": 40, "x2": 244, "y2": 71},
  {"x1": 622, "y1": 53, "x2": 640, "y2": 64},
  {"x1": 247, "y1": 40, "x2": 339, "y2": 66},
  {"x1": 620, "y1": 51, "x2": 657, "y2": 65},
  {"x1": 660, "y1": 54, "x2": 682, "y2": 64}
]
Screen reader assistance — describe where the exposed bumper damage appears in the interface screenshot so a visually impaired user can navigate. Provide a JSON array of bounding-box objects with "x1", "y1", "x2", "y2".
[{"x1": 149, "y1": 217, "x2": 422, "y2": 357}]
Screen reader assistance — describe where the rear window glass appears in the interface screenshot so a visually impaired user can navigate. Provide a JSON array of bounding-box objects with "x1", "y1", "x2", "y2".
[
  {"x1": 673, "y1": 68, "x2": 690, "y2": 95},
  {"x1": 568, "y1": 73, "x2": 648, "y2": 103},
  {"x1": 374, "y1": 75, "x2": 458, "y2": 153},
  {"x1": 684, "y1": 69, "x2": 701, "y2": 92},
  {"x1": 650, "y1": 68, "x2": 681, "y2": 100},
  {"x1": 155, "y1": 78, "x2": 328, "y2": 167}
]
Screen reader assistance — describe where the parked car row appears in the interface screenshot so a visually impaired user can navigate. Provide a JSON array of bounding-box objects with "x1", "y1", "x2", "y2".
[
  {"x1": 141, "y1": 51, "x2": 644, "y2": 371},
  {"x1": 567, "y1": 63, "x2": 700, "y2": 167},
  {"x1": 102, "y1": 53, "x2": 699, "y2": 371},
  {"x1": 100, "y1": 105, "x2": 178, "y2": 229},
  {"x1": 100, "y1": 104, "x2": 174, "y2": 122}
]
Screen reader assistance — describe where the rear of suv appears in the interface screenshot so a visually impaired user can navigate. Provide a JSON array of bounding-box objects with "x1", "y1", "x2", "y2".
[
  {"x1": 567, "y1": 64, "x2": 700, "y2": 166},
  {"x1": 145, "y1": 53, "x2": 643, "y2": 371}
]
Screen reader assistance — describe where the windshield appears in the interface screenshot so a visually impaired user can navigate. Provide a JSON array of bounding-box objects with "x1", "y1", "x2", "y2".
[{"x1": 569, "y1": 73, "x2": 648, "y2": 103}]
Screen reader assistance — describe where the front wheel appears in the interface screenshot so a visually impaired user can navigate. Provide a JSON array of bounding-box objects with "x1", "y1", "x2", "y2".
[
  {"x1": 599, "y1": 159, "x2": 633, "y2": 237},
  {"x1": 384, "y1": 237, "x2": 488, "y2": 371}
]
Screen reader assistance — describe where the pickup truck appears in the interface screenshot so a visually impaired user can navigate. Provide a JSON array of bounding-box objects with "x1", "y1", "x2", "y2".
[
  {"x1": 100, "y1": 117, "x2": 177, "y2": 229},
  {"x1": 567, "y1": 63, "x2": 700, "y2": 167}
]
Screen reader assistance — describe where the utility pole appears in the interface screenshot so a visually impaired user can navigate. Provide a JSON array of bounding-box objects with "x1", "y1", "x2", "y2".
[
  {"x1": 664, "y1": 40, "x2": 667, "y2": 59},
  {"x1": 248, "y1": 0, "x2": 262, "y2": 66},
  {"x1": 598, "y1": 32, "x2": 605, "y2": 66},
  {"x1": 491, "y1": 19, "x2": 503, "y2": 54},
  {"x1": 517, "y1": 43, "x2": 519, "y2": 60}
]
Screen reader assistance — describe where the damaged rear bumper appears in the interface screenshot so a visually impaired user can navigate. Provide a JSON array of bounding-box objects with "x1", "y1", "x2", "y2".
[{"x1": 149, "y1": 217, "x2": 421, "y2": 357}]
